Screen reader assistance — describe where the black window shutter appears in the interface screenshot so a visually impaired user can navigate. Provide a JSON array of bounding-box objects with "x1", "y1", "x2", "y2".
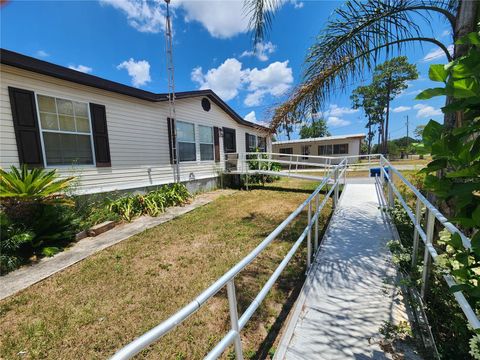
[
  {"x1": 167, "y1": 117, "x2": 177, "y2": 164},
  {"x1": 213, "y1": 126, "x2": 220, "y2": 162},
  {"x1": 8, "y1": 87, "x2": 44, "y2": 167},
  {"x1": 245, "y1": 132, "x2": 250, "y2": 152},
  {"x1": 89, "y1": 103, "x2": 111, "y2": 167}
]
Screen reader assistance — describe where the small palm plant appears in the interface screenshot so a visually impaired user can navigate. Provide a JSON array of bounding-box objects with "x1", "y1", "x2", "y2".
[{"x1": 0, "y1": 165, "x2": 75, "y2": 221}]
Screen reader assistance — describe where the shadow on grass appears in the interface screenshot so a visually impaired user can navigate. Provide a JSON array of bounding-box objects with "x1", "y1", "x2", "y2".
[{"x1": 246, "y1": 184, "x2": 328, "y2": 195}]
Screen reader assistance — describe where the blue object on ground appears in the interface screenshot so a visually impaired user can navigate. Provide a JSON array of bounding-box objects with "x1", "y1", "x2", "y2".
[{"x1": 370, "y1": 167, "x2": 389, "y2": 179}]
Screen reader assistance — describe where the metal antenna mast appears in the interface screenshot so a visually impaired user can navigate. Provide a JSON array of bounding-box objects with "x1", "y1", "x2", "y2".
[{"x1": 165, "y1": 0, "x2": 180, "y2": 182}]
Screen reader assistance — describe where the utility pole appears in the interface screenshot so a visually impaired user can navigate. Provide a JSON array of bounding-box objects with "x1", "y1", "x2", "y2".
[
  {"x1": 165, "y1": 0, "x2": 180, "y2": 182},
  {"x1": 405, "y1": 115, "x2": 409, "y2": 159},
  {"x1": 406, "y1": 115, "x2": 409, "y2": 139}
]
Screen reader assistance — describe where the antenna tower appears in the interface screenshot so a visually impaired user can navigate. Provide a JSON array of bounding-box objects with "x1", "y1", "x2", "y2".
[{"x1": 165, "y1": 0, "x2": 180, "y2": 182}]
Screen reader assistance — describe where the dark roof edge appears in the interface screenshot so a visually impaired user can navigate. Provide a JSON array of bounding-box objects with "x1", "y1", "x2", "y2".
[{"x1": 0, "y1": 48, "x2": 270, "y2": 132}]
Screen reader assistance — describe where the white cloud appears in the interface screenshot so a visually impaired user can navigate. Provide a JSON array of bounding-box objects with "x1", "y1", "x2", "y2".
[
  {"x1": 100, "y1": 0, "x2": 166, "y2": 33},
  {"x1": 245, "y1": 60, "x2": 293, "y2": 106},
  {"x1": 192, "y1": 58, "x2": 293, "y2": 106},
  {"x1": 68, "y1": 64, "x2": 93, "y2": 74},
  {"x1": 327, "y1": 116, "x2": 351, "y2": 127},
  {"x1": 422, "y1": 44, "x2": 454, "y2": 62},
  {"x1": 244, "y1": 110, "x2": 269, "y2": 126},
  {"x1": 241, "y1": 41, "x2": 276, "y2": 62},
  {"x1": 392, "y1": 106, "x2": 411, "y2": 113},
  {"x1": 245, "y1": 111, "x2": 257, "y2": 123},
  {"x1": 179, "y1": 1, "x2": 248, "y2": 39},
  {"x1": 398, "y1": 89, "x2": 422, "y2": 98},
  {"x1": 117, "y1": 58, "x2": 151, "y2": 87},
  {"x1": 191, "y1": 58, "x2": 245, "y2": 100},
  {"x1": 413, "y1": 104, "x2": 442, "y2": 118},
  {"x1": 324, "y1": 104, "x2": 358, "y2": 117},
  {"x1": 35, "y1": 50, "x2": 49, "y2": 58},
  {"x1": 290, "y1": 0, "x2": 304, "y2": 9}
]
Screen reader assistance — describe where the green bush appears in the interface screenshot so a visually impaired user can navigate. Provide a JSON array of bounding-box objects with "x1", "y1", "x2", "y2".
[
  {"x1": 0, "y1": 166, "x2": 79, "y2": 273},
  {"x1": 247, "y1": 151, "x2": 281, "y2": 185},
  {"x1": 108, "y1": 183, "x2": 191, "y2": 222}
]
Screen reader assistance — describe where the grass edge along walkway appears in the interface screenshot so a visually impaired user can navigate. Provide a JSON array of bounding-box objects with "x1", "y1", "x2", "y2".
[{"x1": 0, "y1": 190, "x2": 236, "y2": 300}]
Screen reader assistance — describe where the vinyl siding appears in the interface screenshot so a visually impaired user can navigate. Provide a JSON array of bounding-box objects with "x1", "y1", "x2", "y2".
[
  {"x1": 272, "y1": 138, "x2": 362, "y2": 164},
  {"x1": 0, "y1": 65, "x2": 271, "y2": 194}
]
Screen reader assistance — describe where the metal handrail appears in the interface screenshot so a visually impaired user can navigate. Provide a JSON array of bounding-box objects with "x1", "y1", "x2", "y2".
[
  {"x1": 111, "y1": 153, "x2": 479, "y2": 359},
  {"x1": 111, "y1": 157, "x2": 347, "y2": 360},
  {"x1": 378, "y1": 155, "x2": 479, "y2": 330}
]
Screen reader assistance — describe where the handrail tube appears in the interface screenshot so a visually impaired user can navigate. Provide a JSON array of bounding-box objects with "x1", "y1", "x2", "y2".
[
  {"x1": 252, "y1": 158, "x2": 332, "y2": 168},
  {"x1": 383, "y1": 157, "x2": 471, "y2": 250},
  {"x1": 383, "y1": 171, "x2": 427, "y2": 242},
  {"x1": 444, "y1": 274, "x2": 480, "y2": 329},
  {"x1": 381, "y1": 156, "x2": 479, "y2": 330},
  {"x1": 204, "y1": 330, "x2": 238, "y2": 360},
  {"x1": 239, "y1": 226, "x2": 308, "y2": 330}
]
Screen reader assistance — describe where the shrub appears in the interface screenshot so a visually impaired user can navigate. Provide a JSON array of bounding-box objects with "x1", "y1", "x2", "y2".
[
  {"x1": 0, "y1": 213, "x2": 34, "y2": 273},
  {"x1": 108, "y1": 183, "x2": 191, "y2": 222},
  {"x1": 0, "y1": 166, "x2": 79, "y2": 273},
  {"x1": 0, "y1": 165, "x2": 74, "y2": 222}
]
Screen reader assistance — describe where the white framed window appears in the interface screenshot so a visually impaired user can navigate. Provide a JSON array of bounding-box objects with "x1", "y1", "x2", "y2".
[
  {"x1": 247, "y1": 133, "x2": 257, "y2": 152},
  {"x1": 177, "y1": 121, "x2": 196, "y2": 162},
  {"x1": 199, "y1": 125, "x2": 214, "y2": 161},
  {"x1": 301, "y1": 145, "x2": 311, "y2": 159},
  {"x1": 36, "y1": 94, "x2": 94, "y2": 166},
  {"x1": 257, "y1": 136, "x2": 267, "y2": 152}
]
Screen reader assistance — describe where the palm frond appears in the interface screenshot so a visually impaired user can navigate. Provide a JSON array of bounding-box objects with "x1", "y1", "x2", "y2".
[
  {"x1": 244, "y1": 0, "x2": 279, "y2": 45},
  {"x1": 268, "y1": 0, "x2": 457, "y2": 128}
]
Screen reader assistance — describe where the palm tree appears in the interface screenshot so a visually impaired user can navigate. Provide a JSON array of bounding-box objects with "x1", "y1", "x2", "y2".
[{"x1": 244, "y1": 0, "x2": 479, "y2": 130}]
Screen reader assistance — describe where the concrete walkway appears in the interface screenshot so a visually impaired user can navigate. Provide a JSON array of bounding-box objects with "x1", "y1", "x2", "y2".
[
  {"x1": 0, "y1": 189, "x2": 235, "y2": 300},
  {"x1": 275, "y1": 179, "x2": 410, "y2": 360}
]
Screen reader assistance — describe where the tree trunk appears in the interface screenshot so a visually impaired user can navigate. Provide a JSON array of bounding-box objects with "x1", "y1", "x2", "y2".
[
  {"x1": 444, "y1": 0, "x2": 480, "y2": 129},
  {"x1": 367, "y1": 122, "x2": 372, "y2": 154},
  {"x1": 384, "y1": 81, "x2": 391, "y2": 155}
]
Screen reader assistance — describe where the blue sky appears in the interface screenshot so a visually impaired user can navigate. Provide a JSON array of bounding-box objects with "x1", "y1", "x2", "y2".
[{"x1": 1, "y1": 0, "x2": 452, "y2": 140}]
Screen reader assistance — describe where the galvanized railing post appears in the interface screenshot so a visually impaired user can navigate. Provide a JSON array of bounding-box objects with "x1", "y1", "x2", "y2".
[
  {"x1": 307, "y1": 200, "x2": 312, "y2": 271},
  {"x1": 333, "y1": 167, "x2": 339, "y2": 208},
  {"x1": 380, "y1": 157, "x2": 385, "y2": 185},
  {"x1": 227, "y1": 280, "x2": 244, "y2": 360},
  {"x1": 411, "y1": 198, "x2": 422, "y2": 268},
  {"x1": 387, "y1": 170, "x2": 394, "y2": 208},
  {"x1": 421, "y1": 210, "x2": 435, "y2": 298},
  {"x1": 314, "y1": 193, "x2": 319, "y2": 253}
]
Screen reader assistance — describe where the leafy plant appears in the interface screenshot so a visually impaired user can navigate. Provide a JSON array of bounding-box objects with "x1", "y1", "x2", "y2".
[
  {"x1": 107, "y1": 184, "x2": 191, "y2": 222},
  {"x1": 0, "y1": 165, "x2": 75, "y2": 222},
  {"x1": 414, "y1": 32, "x2": 480, "y2": 359},
  {"x1": 0, "y1": 165, "x2": 74, "y2": 203},
  {"x1": 0, "y1": 213, "x2": 34, "y2": 273}
]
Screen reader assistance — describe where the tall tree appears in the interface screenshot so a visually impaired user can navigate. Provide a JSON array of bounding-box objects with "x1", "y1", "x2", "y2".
[
  {"x1": 352, "y1": 57, "x2": 418, "y2": 154},
  {"x1": 351, "y1": 84, "x2": 387, "y2": 154},
  {"x1": 299, "y1": 118, "x2": 330, "y2": 139},
  {"x1": 373, "y1": 57, "x2": 418, "y2": 153},
  {"x1": 245, "y1": 0, "x2": 479, "y2": 130}
]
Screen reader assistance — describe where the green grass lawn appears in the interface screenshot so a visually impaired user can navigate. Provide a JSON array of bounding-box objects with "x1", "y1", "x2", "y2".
[{"x1": 0, "y1": 177, "x2": 331, "y2": 360}]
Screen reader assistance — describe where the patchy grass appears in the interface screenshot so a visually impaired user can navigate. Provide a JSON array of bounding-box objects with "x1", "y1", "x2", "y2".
[{"x1": 0, "y1": 178, "x2": 331, "y2": 360}]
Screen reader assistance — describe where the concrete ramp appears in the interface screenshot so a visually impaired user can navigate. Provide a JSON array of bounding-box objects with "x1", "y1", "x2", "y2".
[{"x1": 275, "y1": 180, "x2": 407, "y2": 360}]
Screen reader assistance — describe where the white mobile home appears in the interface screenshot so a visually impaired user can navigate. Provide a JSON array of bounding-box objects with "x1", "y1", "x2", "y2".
[
  {"x1": 0, "y1": 49, "x2": 272, "y2": 194},
  {"x1": 272, "y1": 134, "x2": 365, "y2": 163}
]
